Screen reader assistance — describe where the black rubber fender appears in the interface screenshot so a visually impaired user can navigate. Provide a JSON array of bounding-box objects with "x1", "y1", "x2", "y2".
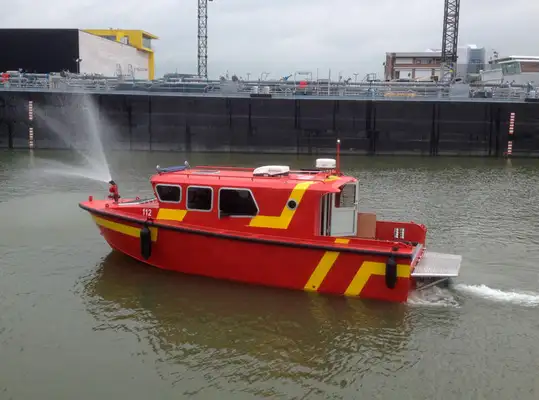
[
  {"x1": 140, "y1": 225, "x2": 152, "y2": 260},
  {"x1": 385, "y1": 255, "x2": 397, "y2": 289}
]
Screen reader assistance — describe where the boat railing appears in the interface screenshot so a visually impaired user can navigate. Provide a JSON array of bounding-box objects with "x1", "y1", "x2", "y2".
[
  {"x1": 1, "y1": 72, "x2": 537, "y2": 101},
  {"x1": 184, "y1": 173, "x2": 259, "y2": 182},
  {"x1": 116, "y1": 197, "x2": 157, "y2": 206},
  {"x1": 183, "y1": 173, "x2": 321, "y2": 182},
  {"x1": 159, "y1": 166, "x2": 330, "y2": 182},
  {"x1": 195, "y1": 165, "x2": 254, "y2": 171},
  {"x1": 293, "y1": 169, "x2": 326, "y2": 175},
  {"x1": 195, "y1": 165, "x2": 325, "y2": 175}
]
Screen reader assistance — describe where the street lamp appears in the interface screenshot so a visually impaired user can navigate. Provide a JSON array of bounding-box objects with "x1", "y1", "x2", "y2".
[{"x1": 75, "y1": 58, "x2": 82, "y2": 74}]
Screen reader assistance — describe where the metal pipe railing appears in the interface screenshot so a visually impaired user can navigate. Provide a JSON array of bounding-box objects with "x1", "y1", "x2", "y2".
[{"x1": 0, "y1": 72, "x2": 536, "y2": 101}]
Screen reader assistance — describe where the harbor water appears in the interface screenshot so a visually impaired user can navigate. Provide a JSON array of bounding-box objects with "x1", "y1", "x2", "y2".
[{"x1": 1, "y1": 150, "x2": 538, "y2": 399}]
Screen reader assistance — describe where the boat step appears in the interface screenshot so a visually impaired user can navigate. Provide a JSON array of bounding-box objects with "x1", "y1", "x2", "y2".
[{"x1": 411, "y1": 251, "x2": 462, "y2": 278}]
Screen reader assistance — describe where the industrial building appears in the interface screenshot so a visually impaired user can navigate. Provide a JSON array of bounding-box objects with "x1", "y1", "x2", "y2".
[
  {"x1": 456, "y1": 45, "x2": 486, "y2": 78},
  {"x1": 480, "y1": 55, "x2": 539, "y2": 84},
  {"x1": 83, "y1": 29, "x2": 157, "y2": 80},
  {"x1": 384, "y1": 45, "x2": 486, "y2": 82},
  {"x1": 383, "y1": 51, "x2": 442, "y2": 81},
  {"x1": 0, "y1": 28, "x2": 157, "y2": 80}
]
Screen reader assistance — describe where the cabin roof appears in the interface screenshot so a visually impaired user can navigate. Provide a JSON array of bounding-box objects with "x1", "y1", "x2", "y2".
[{"x1": 150, "y1": 165, "x2": 356, "y2": 192}]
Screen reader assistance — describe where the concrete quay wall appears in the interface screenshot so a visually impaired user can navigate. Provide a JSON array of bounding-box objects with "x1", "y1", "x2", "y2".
[{"x1": 0, "y1": 91, "x2": 538, "y2": 157}]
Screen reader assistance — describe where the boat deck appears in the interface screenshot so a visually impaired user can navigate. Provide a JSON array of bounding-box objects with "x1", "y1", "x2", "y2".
[{"x1": 411, "y1": 251, "x2": 462, "y2": 278}]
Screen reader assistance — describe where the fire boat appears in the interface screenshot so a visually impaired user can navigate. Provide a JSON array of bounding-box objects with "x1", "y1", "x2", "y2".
[{"x1": 79, "y1": 147, "x2": 462, "y2": 303}]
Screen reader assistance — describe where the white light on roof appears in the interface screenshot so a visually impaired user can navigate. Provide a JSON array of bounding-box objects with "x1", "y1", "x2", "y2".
[{"x1": 316, "y1": 158, "x2": 336, "y2": 169}]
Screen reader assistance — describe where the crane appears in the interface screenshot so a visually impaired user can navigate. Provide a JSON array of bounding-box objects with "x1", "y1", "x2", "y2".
[
  {"x1": 197, "y1": 0, "x2": 461, "y2": 83},
  {"x1": 198, "y1": 0, "x2": 212, "y2": 79},
  {"x1": 440, "y1": 0, "x2": 461, "y2": 83}
]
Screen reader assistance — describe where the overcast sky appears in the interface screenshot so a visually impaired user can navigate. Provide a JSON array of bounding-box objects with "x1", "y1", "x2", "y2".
[{"x1": 2, "y1": 0, "x2": 537, "y2": 80}]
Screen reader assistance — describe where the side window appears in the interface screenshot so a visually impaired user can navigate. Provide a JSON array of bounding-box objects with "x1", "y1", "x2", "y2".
[
  {"x1": 156, "y1": 185, "x2": 181, "y2": 203},
  {"x1": 187, "y1": 186, "x2": 213, "y2": 211},
  {"x1": 219, "y1": 188, "x2": 259, "y2": 217},
  {"x1": 335, "y1": 183, "x2": 357, "y2": 208}
]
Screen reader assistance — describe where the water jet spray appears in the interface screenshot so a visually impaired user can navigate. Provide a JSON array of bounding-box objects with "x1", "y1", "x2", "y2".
[{"x1": 32, "y1": 93, "x2": 113, "y2": 184}]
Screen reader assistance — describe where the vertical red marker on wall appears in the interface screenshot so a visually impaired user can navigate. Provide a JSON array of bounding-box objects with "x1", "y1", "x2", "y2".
[{"x1": 506, "y1": 112, "x2": 515, "y2": 158}]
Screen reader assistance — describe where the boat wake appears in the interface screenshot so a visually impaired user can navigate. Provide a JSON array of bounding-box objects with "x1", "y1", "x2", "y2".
[
  {"x1": 407, "y1": 283, "x2": 539, "y2": 308},
  {"x1": 454, "y1": 284, "x2": 539, "y2": 307},
  {"x1": 407, "y1": 286, "x2": 460, "y2": 308}
]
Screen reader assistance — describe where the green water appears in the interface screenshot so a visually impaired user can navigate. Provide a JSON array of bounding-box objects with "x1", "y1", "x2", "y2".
[{"x1": 1, "y1": 150, "x2": 538, "y2": 399}]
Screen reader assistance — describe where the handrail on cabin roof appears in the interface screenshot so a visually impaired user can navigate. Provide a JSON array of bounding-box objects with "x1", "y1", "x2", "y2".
[
  {"x1": 194, "y1": 165, "x2": 333, "y2": 176},
  {"x1": 153, "y1": 169, "x2": 342, "y2": 183},
  {"x1": 194, "y1": 165, "x2": 331, "y2": 175},
  {"x1": 195, "y1": 165, "x2": 253, "y2": 171},
  {"x1": 153, "y1": 164, "x2": 348, "y2": 184}
]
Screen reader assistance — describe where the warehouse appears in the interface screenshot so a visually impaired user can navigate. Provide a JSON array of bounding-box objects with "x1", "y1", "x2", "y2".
[{"x1": 0, "y1": 28, "x2": 157, "y2": 80}]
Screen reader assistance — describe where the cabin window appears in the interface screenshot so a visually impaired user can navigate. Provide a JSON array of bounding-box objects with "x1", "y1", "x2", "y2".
[
  {"x1": 501, "y1": 62, "x2": 520, "y2": 75},
  {"x1": 219, "y1": 188, "x2": 259, "y2": 217},
  {"x1": 334, "y1": 183, "x2": 357, "y2": 208},
  {"x1": 187, "y1": 186, "x2": 213, "y2": 211},
  {"x1": 142, "y1": 36, "x2": 152, "y2": 49},
  {"x1": 156, "y1": 184, "x2": 181, "y2": 203},
  {"x1": 320, "y1": 193, "x2": 332, "y2": 236}
]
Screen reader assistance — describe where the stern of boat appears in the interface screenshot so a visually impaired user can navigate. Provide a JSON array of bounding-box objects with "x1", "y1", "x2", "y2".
[{"x1": 410, "y1": 250, "x2": 462, "y2": 291}]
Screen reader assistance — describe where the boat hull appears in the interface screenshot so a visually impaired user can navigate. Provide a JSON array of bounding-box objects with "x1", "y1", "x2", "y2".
[{"x1": 89, "y1": 213, "x2": 413, "y2": 303}]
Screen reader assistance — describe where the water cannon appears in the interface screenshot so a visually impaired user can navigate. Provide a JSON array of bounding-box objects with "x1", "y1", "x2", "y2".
[{"x1": 108, "y1": 179, "x2": 120, "y2": 202}]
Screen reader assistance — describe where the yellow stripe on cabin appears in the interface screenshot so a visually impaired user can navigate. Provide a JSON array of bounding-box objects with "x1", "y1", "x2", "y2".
[
  {"x1": 156, "y1": 208, "x2": 188, "y2": 222},
  {"x1": 304, "y1": 238, "x2": 350, "y2": 291},
  {"x1": 249, "y1": 181, "x2": 315, "y2": 229},
  {"x1": 324, "y1": 175, "x2": 340, "y2": 182},
  {"x1": 344, "y1": 262, "x2": 410, "y2": 297},
  {"x1": 92, "y1": 215, "x2": 158, "y2": 241}
]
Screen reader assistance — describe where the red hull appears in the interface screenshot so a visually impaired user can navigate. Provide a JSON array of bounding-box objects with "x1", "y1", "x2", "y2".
[
  {"x1": 88, "y1": 212, "x2": 413, "y2": 303},
  {"x1": 79, "y1": 161, "x2": 436, "y2": 303}
]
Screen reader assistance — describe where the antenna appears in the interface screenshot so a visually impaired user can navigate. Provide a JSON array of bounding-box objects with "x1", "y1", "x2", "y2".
[{"x1": 336, "y1": 139, "x2": 341, "y2": 174}]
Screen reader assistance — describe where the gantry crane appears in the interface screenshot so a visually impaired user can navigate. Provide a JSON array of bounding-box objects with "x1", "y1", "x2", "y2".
[
  {"x1": 440, "y1": 0, "x2": 461, "y2": 83},
  {"x1": 198, "y1": 0, "x2": 212, "y2": 79}
]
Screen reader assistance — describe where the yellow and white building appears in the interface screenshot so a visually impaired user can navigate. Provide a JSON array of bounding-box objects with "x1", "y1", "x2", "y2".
[
  {"x1": 83, "y1": 29, "x2": 158, "y2": 80},
  {"x1": 0, "y1": 28, "x2": 158, "y2": 80}
]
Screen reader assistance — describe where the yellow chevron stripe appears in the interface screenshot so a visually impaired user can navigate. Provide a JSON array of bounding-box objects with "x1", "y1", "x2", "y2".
[
  {"x1": 156, "y1": 208, "x2": 187, "y2": 222},
  {"x1": 249, "y1": 181, "x2": 315, "y2": 229},
  {"x1": 304, "y1": 238, "x2": 350, "y2": 291},
  {"x1": 92, "y1": 215, "x2": 158, "y2": 241},
  {"x1": 344, "y1": 262, "x2": 410, "y2": 297},
  {"x1": 324, "y1": 175, "x2": 340, "y2": 182}
]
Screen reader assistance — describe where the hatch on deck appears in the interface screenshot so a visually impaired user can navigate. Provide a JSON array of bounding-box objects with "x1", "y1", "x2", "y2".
[{"x1": 412, "y1": 251, "x2": 462, "y2": 278}]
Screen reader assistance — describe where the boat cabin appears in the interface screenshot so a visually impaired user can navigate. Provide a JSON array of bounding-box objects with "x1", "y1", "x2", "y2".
[{"x1": 149, "y1": 158, "x2": 362, "y2": 239}]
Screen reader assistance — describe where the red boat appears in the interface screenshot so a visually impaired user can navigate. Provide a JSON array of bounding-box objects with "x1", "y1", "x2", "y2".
[{"x1": 79, "y1": 149, "x2": 462, "y2": 303}]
